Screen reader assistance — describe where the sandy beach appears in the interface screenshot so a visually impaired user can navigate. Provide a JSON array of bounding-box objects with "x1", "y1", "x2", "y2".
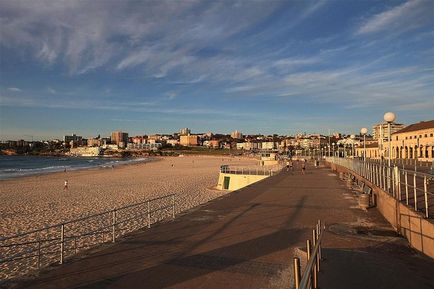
[{"x1": 0, "y1": 155, "x2": 256, "y2": 237}]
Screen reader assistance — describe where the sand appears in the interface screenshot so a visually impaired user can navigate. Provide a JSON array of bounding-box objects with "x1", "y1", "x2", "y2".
[
  {"x1": 0, "y1": 155, "x2": 256, "y2": 237},
  {"x1": 0, "y1": 155, "x2": 258, "y2": 280}
]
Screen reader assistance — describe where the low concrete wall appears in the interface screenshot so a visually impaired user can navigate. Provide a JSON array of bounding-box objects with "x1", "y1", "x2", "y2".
[
  {"x1": 216, "y1": 173, "x2": 268, "y2": 191},
  {"x1": 329, "y1": 162, "x2": 434, "y2": 259}
]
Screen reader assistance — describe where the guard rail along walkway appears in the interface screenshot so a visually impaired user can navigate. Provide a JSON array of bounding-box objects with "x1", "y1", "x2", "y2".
[
  {"x1": 0, "y1": 194, "x2": 177, "y2": 281},
  {"x1": 293, "y1": 220, "x2": 325, "y2": 289},
  {"x1": 325, "y1": 157, "x2": 434, "y2": 219},
  {"x1": 219, "y1": 164, "x2": 283, "y2": 176}
]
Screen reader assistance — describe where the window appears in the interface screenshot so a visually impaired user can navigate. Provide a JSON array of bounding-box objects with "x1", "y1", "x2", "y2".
[
  {"x1": 409, "y1": 136, "x2": 412, "y2": 139},
  {"x1": 425, "y1": 134, "x2": 427, "y2": 137}
]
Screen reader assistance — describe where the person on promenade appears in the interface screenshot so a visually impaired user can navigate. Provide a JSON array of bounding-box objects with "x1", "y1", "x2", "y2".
[
  {"x1": 286, "y1": 160, "x2": 290, "y2": 172},
  {"x1": 289, "y1": 160, "x2": 294, "y2": 172},
  {"x1": 301, "y1": 160, "x2": 306, "y2": 175},
  {"x1": 64, "y1": 180, "x2": 68, "y2": 190}
]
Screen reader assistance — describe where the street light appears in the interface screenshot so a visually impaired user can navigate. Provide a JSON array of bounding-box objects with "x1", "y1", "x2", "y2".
[
  {"x1": 384, "y1": 112, "x2": 396, "y2": 167},
  {"x1": 332, "y1": 142, "x2": 336, "y2": 157},
  {"x1": 360, "y1": 127, "x2": 368, "y2": 162},
  {"x1": 350, "y1": 134, "x2": 355, "y2": 157}
]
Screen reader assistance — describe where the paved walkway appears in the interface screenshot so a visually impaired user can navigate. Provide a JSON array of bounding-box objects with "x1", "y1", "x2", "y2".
[{"x1": 9, "y1": 164, "x2": 434, "y2": 289}]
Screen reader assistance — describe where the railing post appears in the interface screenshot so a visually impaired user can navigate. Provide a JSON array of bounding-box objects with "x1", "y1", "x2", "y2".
[
  {"x1": 317, "y1": 220, "x2": 321, "y2": 264},
  {"x1": 112, "y1": 209, "x2": 116, "y2": 243},
  {"x1": 391, "y1": 168, "x2": 395, "y2": 198},
  {"x1": 293, "y1": 257, "x2": 301, "y2": 289},
  {"x1": 397, "y1": 168, "x2": 402, "y2": 201},
  {"x1": 405, "y1": 171, "x2": 409, "y2": 205},
  {"x1": 147, "y1": 200, "x2": 151, "y2": 228},
  {"x1": 172, "y1": 194, "x2": 176, "y2": 219},
  {"x1": 60, "y1": 224, "x2": 64, "y2": 264},
  {"x1": 306, "y1": 239, "x2": 312, "y2": 289},
  {"x1": 37, "y1": 241, "x2": 41, "y2": 269},
  {"x1": 413, "y1": 174, "x2": 417, "y2": 211},
  {"x1": 312, "y1": 229, "x2": 318, "y2": 289},
  {"x1": 424, "y1": 176, "x2": 429, "y2": 218}
]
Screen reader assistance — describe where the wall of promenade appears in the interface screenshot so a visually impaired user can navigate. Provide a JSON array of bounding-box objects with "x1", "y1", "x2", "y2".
[
  {"x1": 328, "y1": 162, "x2": 434, "y2": 259},
  {"x1": 216, "y1": 173, "x2": 268, "y2": 191}
]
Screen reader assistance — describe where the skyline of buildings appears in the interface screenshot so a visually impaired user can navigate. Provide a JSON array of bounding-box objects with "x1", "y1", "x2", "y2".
[{"x1": 2, "y1": 118, "x2": 433, "y2": 161}]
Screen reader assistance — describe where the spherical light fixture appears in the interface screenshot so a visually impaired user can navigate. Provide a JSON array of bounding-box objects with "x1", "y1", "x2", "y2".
[
  {"x1": 360, "y1": 128, "x2": 368, "y2": 135},
  {"x1": 350, "y1": 134, "x2": 355, "y2": 139},
  {"x1": 384, "y1": 112, "x2": 396, "y2": 123}
]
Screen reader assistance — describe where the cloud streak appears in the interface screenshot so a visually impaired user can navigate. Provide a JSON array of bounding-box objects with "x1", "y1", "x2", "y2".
[{"x1": 357, "y1": 0, "x2": 434, "y2": 35}]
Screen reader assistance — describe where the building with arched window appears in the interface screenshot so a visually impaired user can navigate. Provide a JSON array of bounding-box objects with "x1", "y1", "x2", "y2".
[{"x1": 385, "y1": 120, "x2": 434, "y2": 161}]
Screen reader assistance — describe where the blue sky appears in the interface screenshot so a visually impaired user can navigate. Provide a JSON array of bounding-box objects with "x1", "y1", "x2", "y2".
[{"x1": 1, "y1": 0, "x2": 433, "y2": 140}]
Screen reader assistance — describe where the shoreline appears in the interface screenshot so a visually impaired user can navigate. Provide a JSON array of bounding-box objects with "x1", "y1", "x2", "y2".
[{"x1": 0, "y1": 156, "x2": 155, "y2": 181}]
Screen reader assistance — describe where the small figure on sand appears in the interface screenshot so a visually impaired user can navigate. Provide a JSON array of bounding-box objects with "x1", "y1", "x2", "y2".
[
  {"x1": 64, "y1": 168, "x2": 67, "y2": 173},
  {"x1": 171, "y1": 164, "x2": 174, "y2": 167},
  {"x1": 286, "y1": 160, "x2": 290, "y2": 171},
  {"x1": 301, "y1": 160, "x2": 306, "y2": 175},
  {"x1": 64, "y1": 180, "x2": 68, "y2": 190}
]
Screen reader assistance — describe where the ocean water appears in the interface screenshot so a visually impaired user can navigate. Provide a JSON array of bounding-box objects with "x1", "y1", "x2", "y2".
[{"x1": 0, "y1": 155, "x2": 148, "y2": 180}]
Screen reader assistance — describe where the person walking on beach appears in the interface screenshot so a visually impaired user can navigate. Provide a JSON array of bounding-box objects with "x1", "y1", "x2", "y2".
[
  {"x1": 64, "y1": 180, "x2": 68, "y2": 190},
  {"x1": 286, "y1": 160, "x2": 290, "y2": 172},
  {"x1": 301, "y1": 160, "x2": 306, "y2": 175},
  {"x1": 289, "y1": 160, "x2": 293, "y2": 172}
]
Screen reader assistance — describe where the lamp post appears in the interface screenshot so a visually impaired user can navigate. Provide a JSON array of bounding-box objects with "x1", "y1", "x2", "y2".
[
  {"x1": 384, "y1": 112, "x2": 396, "y2": 167},
  {"x1": 350, "y1": 134, "x2": 355, "y2": 157},
  {"x1": 384, "y1": 112, "x2": 396, "y2": 193},
  {"x1": 360, "y1": 128, "x2": 368, "y2": 162},
  {"x1": 332, "y1": 142, "x2": 336, "y2": 157}
]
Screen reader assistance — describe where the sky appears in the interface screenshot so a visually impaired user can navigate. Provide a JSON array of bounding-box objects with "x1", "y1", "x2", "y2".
[{"x1": 1, "y1": 0, "x2": 433, "y2": 140}]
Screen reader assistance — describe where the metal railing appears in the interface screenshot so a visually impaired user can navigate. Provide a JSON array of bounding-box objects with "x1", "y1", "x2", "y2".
[
  {"x1": 293, "y1": 220, "x2": 325, "y2": 289},
  {"x1": 220, "y1": 165, "x2": 283, "y2": 176},
  {"x1": 0, "y1": 194, "x2": 176, "y2": 281},
  {"x1": 326, "y1": 157, "x2": 434, "y2": 219}
]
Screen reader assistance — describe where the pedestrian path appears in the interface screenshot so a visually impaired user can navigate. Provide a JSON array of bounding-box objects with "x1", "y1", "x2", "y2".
[{"x1": 11, "y1": 164, "x2": 434, "y2": 289}]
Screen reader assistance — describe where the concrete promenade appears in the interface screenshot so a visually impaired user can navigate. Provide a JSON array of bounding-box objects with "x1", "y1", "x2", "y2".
[{"x1": 9, "y1": 163, "x2": 434, "y2": 289}]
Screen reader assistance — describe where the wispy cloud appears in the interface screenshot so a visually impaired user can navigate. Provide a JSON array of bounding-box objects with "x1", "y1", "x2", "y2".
[
  {"x1": 7, "y1": 87, "x2": 21, "y2": 92},
  {"x1": 47, "y1": 87, "x2": 56, "y2": 94},
  {"x1": 357, "y1": 0, "x2": 434, "y2": 35}
]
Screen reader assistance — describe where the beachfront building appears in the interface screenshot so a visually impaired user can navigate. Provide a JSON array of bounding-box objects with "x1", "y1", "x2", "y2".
[
  {"x1": 111, "y1": 131, "x2": 128, "y2": 146},
  {"x1": 127, "y1": 142, "x2": 162, "y2": 151},
  {"x1": 179, "y1": 128, "x2": 191, "y2": 135},
  {"x1": 203, "y1": 139, "x2": 220, "y2": 148},
  {"x1": 386, "y1": 120, "x2": 434, "y2": 161},
  {"x1": 166, "y1": 139, "x2": 179, "y2": 147},
  {"x1": 231, "y1": 130, "x2": 243, "y2": 139},
  {"x1": 180, "y1": 134, "x2": 199, "y2": 146},
  {"x1": 69, "y1": 147, "x2": 102, "y2": 156},
  {"x1": 64, "y1": 134, "x2": 83, "y2": 147},
  {"x1": 131, "y1": 136, "x2": 147, "y2": 144},
  {"x1": 355, "y1": 143, "x2": 380, "y2": 159},
  {"x1": 355, "y1": 120, "x2": 434, "y2": 161},
  {"x1": 372, "y1": 122, "x2": 406, "y2": 141},
  {"x1": 87, "y1": 137, "x2": 102, "y2": 147}
]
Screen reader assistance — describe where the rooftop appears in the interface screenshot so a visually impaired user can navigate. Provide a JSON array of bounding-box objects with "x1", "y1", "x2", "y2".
[{"x1": 392, "y1": 120, "x2": 434, "y2": 135}]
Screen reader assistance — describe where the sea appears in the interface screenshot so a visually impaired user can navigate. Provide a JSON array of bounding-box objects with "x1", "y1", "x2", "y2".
[{"x1": 0, "y1": 155, "x2": 149, "y2": 180}]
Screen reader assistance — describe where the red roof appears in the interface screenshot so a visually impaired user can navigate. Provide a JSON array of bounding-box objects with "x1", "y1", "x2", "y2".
[{"x1": 392, "y1": 120, "x2": 434, "y2": 135}]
